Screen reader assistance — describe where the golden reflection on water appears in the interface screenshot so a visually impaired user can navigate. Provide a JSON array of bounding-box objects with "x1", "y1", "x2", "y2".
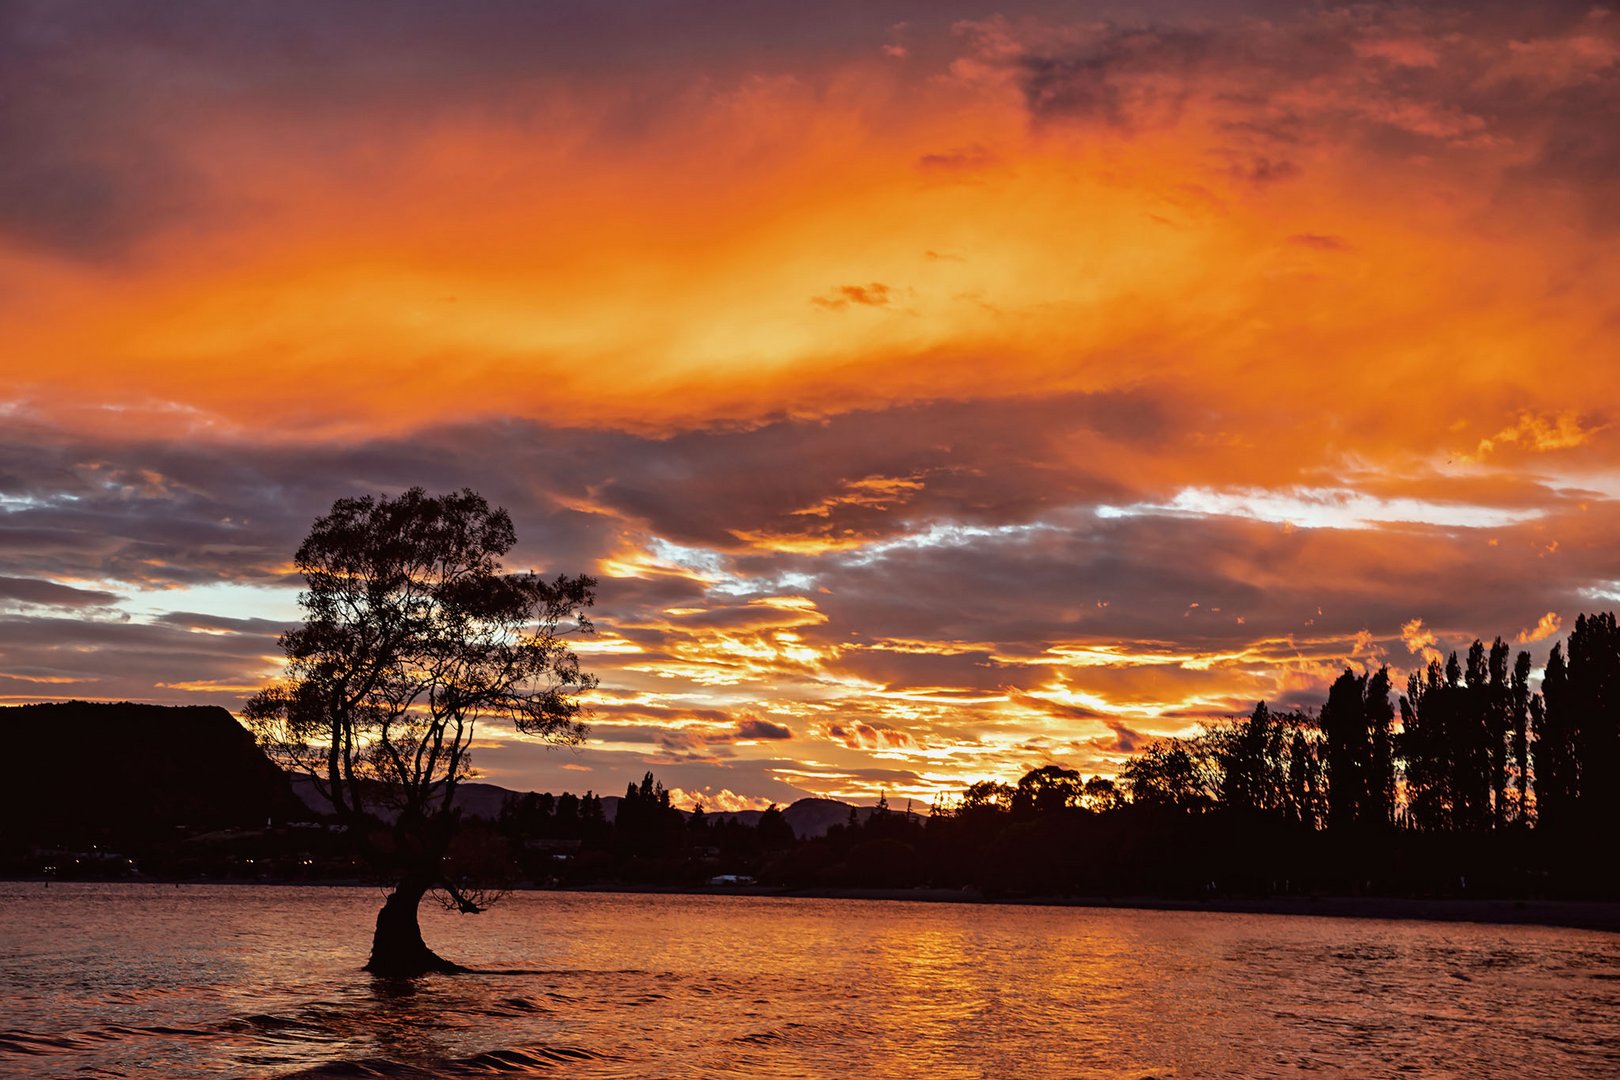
[{"x1": 2, "y1": 884, "x2": 1619, "y2": 1079}]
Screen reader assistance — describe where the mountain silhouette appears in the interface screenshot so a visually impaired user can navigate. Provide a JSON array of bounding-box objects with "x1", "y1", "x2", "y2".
[{"x1": 2, "y1": 702, "x2": 305, "y2": 847}]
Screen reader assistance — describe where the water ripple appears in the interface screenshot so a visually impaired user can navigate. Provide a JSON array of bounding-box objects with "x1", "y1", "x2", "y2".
[{"x1": 1, "y1": 884, "x2": 1618, "y2": 1078}]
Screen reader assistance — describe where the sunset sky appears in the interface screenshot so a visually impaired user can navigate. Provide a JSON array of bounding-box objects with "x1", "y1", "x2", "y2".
[{"x1": 3, "y1": 1, "x2": 1618, "y2": 810}]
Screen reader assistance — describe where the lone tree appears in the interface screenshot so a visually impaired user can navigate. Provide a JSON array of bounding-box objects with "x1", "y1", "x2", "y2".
[{"x1": 246, "y1": 488, "x2": 597, "y2": 976}]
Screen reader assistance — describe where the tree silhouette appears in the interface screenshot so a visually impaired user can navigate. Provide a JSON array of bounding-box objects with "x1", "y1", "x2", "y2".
[
  {"x1": 1364, "y1": 668, "x2": 1396, "y2": 828},
  {"x1": 1400, "y1": 654, "x2": 1474, "y2": 830},
  {"x1": 1011, "y1": 764, "x2": 1084, "y2": 817},
  {"x1": 1485, "y1": 638, "x2": 1512, "y2": 829},
  {"x1": 617, "y1": 772, "x2": 683, "y2": 857},
  {"x1": 1510, "y1": 649, "x2": 1533, "y2": 824},
  {"x1": 757, "y1": 804, "x2": 796, "y2": 848},
  {"x1": 960, "y1": 780, "x2": 1015, "y2": 814},
  {"x1": 1319, "y1": 667, "x2": 1393, "y2": 829},
  {"x1": 1217, "y1": 702, "x2": 1321, "y2": 823},
  {"x1": 1534, "y1": 642, "x2": 1578, "y2": 829},
  {"x1": 245, "y1": 488, "x2": 597, "y2": 976},
  {"x1": 1219, "y1": 702, "x2": 1277, "y2": 814},
  {"x1": 1081, "y1": 775, "x2": 1126, "y2": 811},
  {"x1": 1286, "y1": 727, "x2": 1323, "y2": 828},
  {"x1": 1538, "y1": 613, "x2": 1620, "y2": 830},
  {"x1": 1121, "y1": 741, "x2": 1212, "y2": 811},
  {"x1": 1459, "y1": 640, "x2": 1493, "y2": 828},
  {"x1": 1568, "y1": 613, "x2": 1620, "y2": 829}
]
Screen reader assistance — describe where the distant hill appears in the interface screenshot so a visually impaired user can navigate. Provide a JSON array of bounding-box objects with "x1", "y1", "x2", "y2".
[
  {"x1": 0, "y1": 696, "x2": 878, "y2": 848},
  {"x1": 289, "y1": 776, "x2": 873, "y2": 839},
  {"x1": 287, "y1": 775, "x2": 624, "y2": 825},
  {"x1": 0, "y1": 702, "x2": 306, "y2": 847},
  {"x1": 704, "y1": 798, "x2": 880, "y2": 839}
]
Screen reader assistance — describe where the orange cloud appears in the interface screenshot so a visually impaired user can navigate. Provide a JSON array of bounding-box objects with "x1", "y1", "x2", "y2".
[
  {"x1": 822, "y1": 719, "x2": 917, "y2": 750},
  {"x1": 666, "y1": 787, "x2": 774, "y2": 813},
  {"x1": 1475, "y1": 413, "x2": 1601, "y2": 458},
  {"x1": 811, "y1": 283, "x2": 894, "y2": 309},
  {"x1": 1518, "y1": 611, "x2": 1562, "y2": 644},
  {"x1": 1401, "y1": 619, "x2": 1443, "y2": 666},
  {"x1": 5, "y1": 4, "x2": 1614, "y2": 460}
]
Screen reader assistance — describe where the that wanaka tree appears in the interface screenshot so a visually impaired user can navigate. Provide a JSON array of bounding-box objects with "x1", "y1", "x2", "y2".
[{"x1": 246, "y1": 488, "x2": 597, "y2": 976}]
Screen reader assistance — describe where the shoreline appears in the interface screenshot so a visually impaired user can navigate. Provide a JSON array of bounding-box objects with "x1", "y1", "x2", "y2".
[
  {"x1": 561, "y1": 884, "x2": 1620, "y2": 934},
  {"x1": 10, "y1": 876, "x2": 1620, "y2": 933}
]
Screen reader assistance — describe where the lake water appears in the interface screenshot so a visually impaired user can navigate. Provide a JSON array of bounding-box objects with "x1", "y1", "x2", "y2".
[{"x1": 2, "y1": 884, "x2": 1618, "y2": 1078}]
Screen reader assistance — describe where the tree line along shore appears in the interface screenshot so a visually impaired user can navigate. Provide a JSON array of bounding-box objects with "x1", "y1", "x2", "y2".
[{"x1": 7, "y1": 613, "x2": 1620, "y2": 911}]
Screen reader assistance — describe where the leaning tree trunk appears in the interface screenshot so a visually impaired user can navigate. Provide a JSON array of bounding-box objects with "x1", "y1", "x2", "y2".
[{"x1": 364, "y1": 874, "x2": 463, "y2": 976}]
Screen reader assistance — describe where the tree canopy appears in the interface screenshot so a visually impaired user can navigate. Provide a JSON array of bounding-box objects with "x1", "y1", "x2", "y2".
[{"x1": 246, "y1": 487, "x2": 597, "y2": 975}]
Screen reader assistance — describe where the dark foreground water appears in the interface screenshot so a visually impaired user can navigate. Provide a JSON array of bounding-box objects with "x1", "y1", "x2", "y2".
[{"x1": 2, "y1": 884, "x2": 1619, "y2": 1078}]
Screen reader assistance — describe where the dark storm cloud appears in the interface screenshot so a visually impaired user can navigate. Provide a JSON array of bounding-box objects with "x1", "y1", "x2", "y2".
[
  {"x1": 590, "y1": 717, "x2": 792, "y2": 750},
  {"x1": 1018, "y1": 25, "x2": 1215, "y2": 132},
  {"x1": 0, "y1": 415, "x2": 627, "y2": 590},
  {"x1": 0, "y1": 576, "x2": 119, "y2": 608},
  {"x1": 154, "y1": 611, "x2": 290, "y2": 636},
  {"x1": 0, "y1": 0, "x2": 1142, "y2": 261},
  {"x1": 830, "y1": 648, "x2": 1015, "y2": 695},
  {"x1": 0, "y1": 5, "x2": 202, "y2": 257},
  {"x1": 4, "y1": 400, "x2": 1609, "y2": 717},
  {"x1": 0, "y1": 611, "x2": 281, "y2": 705},
  {"x1": 779, "y1": 496, "x2": 1620, "y2": 694},
  {"x1": 590, "y1": 389, "x2": 1165, "y2": 551},
  {"x1": 0, "y1": 612, "x2": 257, "y2": 656},
  {"x1": 985, "y1": 1, "x2": 1620, "y2": 226},
  {"x1": 824, "y1": 719, "x2": 915, "y2": 750},
  {"x1": 735, "y1": 717, "x2": 794, "y2": 740},
  {"x1": 587, "y1": 698, "x2": 735, "y2": 725},
  {"x1": 916, "y1": 144, "x2": 997, "y2": 172},
  {"x1": 0, "y1": 0, "x2": 1332, "y2": 262},
  {"x1": 811, "y1": 283, "x2": 894, "y2": 309},
  {"x1": 1501, "y1": 71, "x2": 1620, "y2": 230},
  {"x1": 1007, "y1": 688, "x2": 1142, "y2": 751},
  {"x1": 0, "y1": 1, "x2": 676, "y2": 258},
  {"x1": 1287, "y1": 234, "x2": 1352, "y2": 252}
]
